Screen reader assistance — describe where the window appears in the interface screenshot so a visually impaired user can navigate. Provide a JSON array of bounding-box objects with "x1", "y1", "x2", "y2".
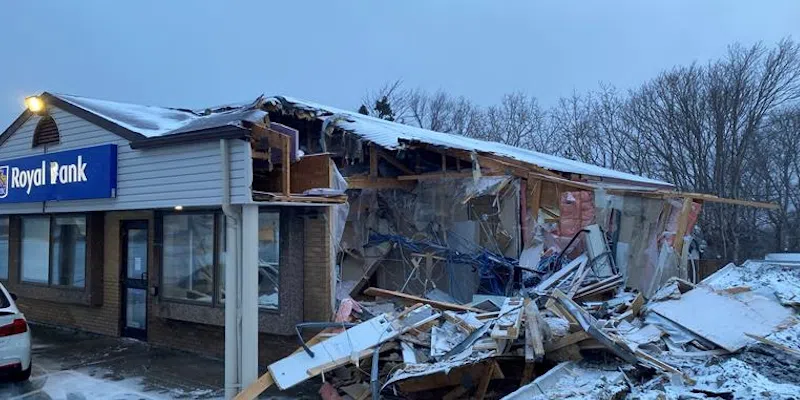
[
  {"x1": 51, "y1": 216, "x2": 86, "y2": 287},
  {"x1": 258, "y1": 211, "x2": 280, "y2": 310},
  {"x1": 162, "y1": 213, "x2": 217, "y2": 303},
  {"x1": 32, "y1": 116, "x2": 60, "y2": 147},
  {"x1": 21, "y1": 217, "x2": 50, "y2": 284},
  {"x1": 20, "y1": 215, "x2": 87, "y2": 287},
  {"x1": 0, "y1": 217, "x2": 9, "y2": 280}
]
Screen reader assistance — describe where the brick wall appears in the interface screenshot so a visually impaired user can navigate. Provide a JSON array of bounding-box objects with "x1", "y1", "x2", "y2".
[
  {"x1": 303, "y1": 209, "x2": 334, "y2": 322},
  {"x1": 17, "y1": 207, "x2": 334, "y2": 366}
]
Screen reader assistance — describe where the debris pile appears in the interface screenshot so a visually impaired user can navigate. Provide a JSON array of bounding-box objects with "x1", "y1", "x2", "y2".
[{"x1": 239, "y1": 256, "x2": 800, "y2": 399}]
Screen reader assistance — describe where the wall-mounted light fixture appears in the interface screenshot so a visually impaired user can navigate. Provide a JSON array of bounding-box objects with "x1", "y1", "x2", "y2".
[{"x1": 25, "y1": 96, "x2": 47, "y2": 114}]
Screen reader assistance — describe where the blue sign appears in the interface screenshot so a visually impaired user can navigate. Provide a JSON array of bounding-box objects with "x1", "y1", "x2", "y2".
[{"x1": 0, "y1": 144, "x2": 117, "y2": 203}]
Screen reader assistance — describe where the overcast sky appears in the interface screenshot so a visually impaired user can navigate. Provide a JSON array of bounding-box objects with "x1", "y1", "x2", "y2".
[{"x1": 2, "y1": 1, "x2": 799, "y2": 126}]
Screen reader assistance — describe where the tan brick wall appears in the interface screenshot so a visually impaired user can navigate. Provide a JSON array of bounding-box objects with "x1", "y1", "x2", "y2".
[{"x1": 303, "y1": 209, "x2": 334, "y2": 322}]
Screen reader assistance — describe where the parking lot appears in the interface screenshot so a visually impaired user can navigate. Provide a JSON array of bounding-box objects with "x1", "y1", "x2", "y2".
[{"x1": 0, "y1": 324, "x2": 225, "y2": 400}]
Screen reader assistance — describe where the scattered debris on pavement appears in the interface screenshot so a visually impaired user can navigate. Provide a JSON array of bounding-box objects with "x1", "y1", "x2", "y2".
[{"x1": 236, "y1": 243, "x2": 800, "y2": 399}]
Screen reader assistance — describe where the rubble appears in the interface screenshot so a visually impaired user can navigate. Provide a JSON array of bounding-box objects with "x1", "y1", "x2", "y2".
[{"x1": 235, "y1": 249, "x2": 800, "y2": 400}]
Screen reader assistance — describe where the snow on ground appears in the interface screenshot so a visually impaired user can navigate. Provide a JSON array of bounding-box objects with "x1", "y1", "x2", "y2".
[
  {"x1": 6, "y1": 369, "x2": 221, "y2": 400},
  {"x1": 703, "y1": 261, "x2": 800, "y2": 306}
]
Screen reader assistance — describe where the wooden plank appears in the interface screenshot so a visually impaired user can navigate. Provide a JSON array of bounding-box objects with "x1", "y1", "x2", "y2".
[
  {"x1": 237, "y1": 331, "x2": 334, "y2": 400},
  {"x1": 528, "y1": 172, "x2": 596, "y2": 190},
  {"x1": 630, "y1": 293, "x2": 645, "y2": 317},
  {"x1": 397, "y1": 171, "x2": 477, "y2": 181},
  {"x1": 377, "y1": 148, "x2": 414, "y2": 175},
  {"x1": 660, "y1": 192, "x2": 779, "y2": 210},
  {"x1": 552, "y1": 290, "x2": 640, "y2": 365},
  {"x1": 574, "y1": 275, "x2": 622, "y2": 297},
  {"x1": 345, "y1": 176, "x2": 415, "y2": 190},
  {"x1": 475, "y1": 362, "x2": 496, "y2": 400},
  {"x1": 745, "y1": 333, "x2": 800, "y2": 357},
  {"x1": 291, "y1": 153, "x2": 332, "y2": 193},
  {"x1": 567, "y1": 261, "x2": 592, "y2": 298},
  {"x1": 635, "y1": 349, "x2": 696, "y2": 385},
  {"x1": 364, "y1": 287, "x2": 483, "y2": 313},
  {"x1": 521, "y1": 363, "x2": 535, "y2": 386},
  {"x1": 573, "y1": 279, "x2": 623, "y2": 300},
  {"x1": 442, "y1": 386, "x2": 468, "y2": 400},
  {"x1": 544, "y1": 331, "x2": 591, "y2": 352},
  {"x1": 491, "y1": 297, "x2": 524, "y2": 340},
  {"x1": 524, "y1": 300, "x2": 545, "y2": 361},
  {"x1": 233, "y1": 371, "x2": 275, "y2": 400},
  {"x1": 535, "y1": 255, "x2": 588, "y2": 292},
  {"x1": 545, "y1": 298, "x2": 579, "y2": 330},
  {"x1": 672, "y1": 197, "x2": 693, "y2": 254}
]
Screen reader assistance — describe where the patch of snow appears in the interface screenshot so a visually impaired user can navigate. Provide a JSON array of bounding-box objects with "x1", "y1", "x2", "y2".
[
  {"x1": 686, "y1": 358, "x2": 800, "y2": 399},
  {"x1": 544, "y1": 316, "x2": 570, "y2": 338},
  {"x1": 703, "y1": 260, "x2": 800, "y2": 306},
  {"x1": 271, "y1": 96, "x2": 673, "y2": 188},
  {"x1": 56, "y1": 93, "x2": 197, "y2": 137}
]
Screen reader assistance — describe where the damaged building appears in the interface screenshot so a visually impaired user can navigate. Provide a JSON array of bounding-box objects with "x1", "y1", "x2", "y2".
[{"x1": 0, "y1": 92, "x2": 791, "y2": 399}]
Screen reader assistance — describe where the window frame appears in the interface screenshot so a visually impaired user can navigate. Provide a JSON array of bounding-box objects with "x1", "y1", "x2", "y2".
[
  {"x1": 257, "y1": 209, "x2": 281, "y2": 311},
  {"x1": 157, "y1": 210, "x2": 226, "y2": 308},
  {"x1": 18, "y1": 214, "x2": 88, "y2": 290}
]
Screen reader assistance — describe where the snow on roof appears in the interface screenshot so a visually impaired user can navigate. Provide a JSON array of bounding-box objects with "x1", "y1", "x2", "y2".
[
  {"x1": 270, "y1": 96, "x2": 673, "y2": 187},
  {"x1": 53, "y1": 93, "x2": 265, "y2": 138}
]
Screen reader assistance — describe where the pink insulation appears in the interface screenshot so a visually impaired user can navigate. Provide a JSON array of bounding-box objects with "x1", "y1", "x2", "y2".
[
  {"x1": 547, "y1": 191, "x2": 595, "y2": 254},
  {"x1": 559, "y1": 191, "x2": 595, "y2": 237}
]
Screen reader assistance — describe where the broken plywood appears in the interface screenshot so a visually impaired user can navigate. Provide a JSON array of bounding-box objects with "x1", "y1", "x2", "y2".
[{"x1": 649, "y1": 286, "x2": 794, "y2": 352}]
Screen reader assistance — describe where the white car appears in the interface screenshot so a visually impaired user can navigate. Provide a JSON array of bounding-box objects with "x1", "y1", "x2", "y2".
[{"x1": 0, "y1": 283, "x2": 31, "y2": 381}]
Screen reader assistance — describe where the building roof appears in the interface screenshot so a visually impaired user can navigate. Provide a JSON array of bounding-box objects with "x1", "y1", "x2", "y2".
[
  {"x1": 267, "y1": 96, "x2": 673, "y2": 188},
  {"x1": 1, "y1": 92, "x2": 672, "y2": 187},
  {"x1": 54, "y1": 93, "x2": 266, "y2": 138}
]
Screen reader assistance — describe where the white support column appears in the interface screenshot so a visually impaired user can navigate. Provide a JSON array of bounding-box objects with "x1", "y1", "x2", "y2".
[
  {"x1": 223, "y1": 207, "x2": 241, "y2": 399},
  {"x1": 240, "y1": 204, "x2": 260, "y2": 387}
]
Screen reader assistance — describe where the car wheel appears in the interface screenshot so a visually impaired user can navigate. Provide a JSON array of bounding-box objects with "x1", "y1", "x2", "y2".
[{"x1": 13, "y1": 364, "x2": 31, "y2": 382}]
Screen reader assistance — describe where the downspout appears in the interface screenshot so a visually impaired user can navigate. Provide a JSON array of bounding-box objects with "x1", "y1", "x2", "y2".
[{"x1": 221, "y1": 139, "x2": 241, "y2": 399}]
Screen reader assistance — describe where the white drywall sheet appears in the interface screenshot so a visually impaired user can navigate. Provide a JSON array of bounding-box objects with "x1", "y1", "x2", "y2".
[
  {"x1": 649, "y1": 286, "x2": 794, "y2": 352},
  {"x1": 268, "y1": 306, "x2": 438, "y2": 389}
]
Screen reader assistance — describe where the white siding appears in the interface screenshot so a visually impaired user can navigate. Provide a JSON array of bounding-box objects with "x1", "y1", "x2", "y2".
[{"x1": 0, "y1": 107, "x2": 251, "y2": 214}]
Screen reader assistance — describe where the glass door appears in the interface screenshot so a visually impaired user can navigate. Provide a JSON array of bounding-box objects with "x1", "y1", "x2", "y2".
[{"x1": 121, "y1": 221, "x2": 148, "y2": 340}]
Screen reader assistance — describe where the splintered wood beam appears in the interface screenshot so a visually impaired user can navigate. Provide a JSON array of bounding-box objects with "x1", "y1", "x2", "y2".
[
  {"x1": 673, "y1": 197, "x2": 693, "y2": 254},
  {"x1": 528, "y1": 172, "x2": 595, "y2": 191},
  {"x1": 363, "y1": 287, "x2": 483, "y2": 313},
  {"x1": 377, "y1": 149, "x2": 414, "y2": 175}
]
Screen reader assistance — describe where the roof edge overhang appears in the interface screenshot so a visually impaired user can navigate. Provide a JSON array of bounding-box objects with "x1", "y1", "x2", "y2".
[
  {"x1": 0, "y1": 92, "x2": 148, "y2": 147},
  {"x1": 129, "y1": 125, "x2": 250, "y2": 149}
]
